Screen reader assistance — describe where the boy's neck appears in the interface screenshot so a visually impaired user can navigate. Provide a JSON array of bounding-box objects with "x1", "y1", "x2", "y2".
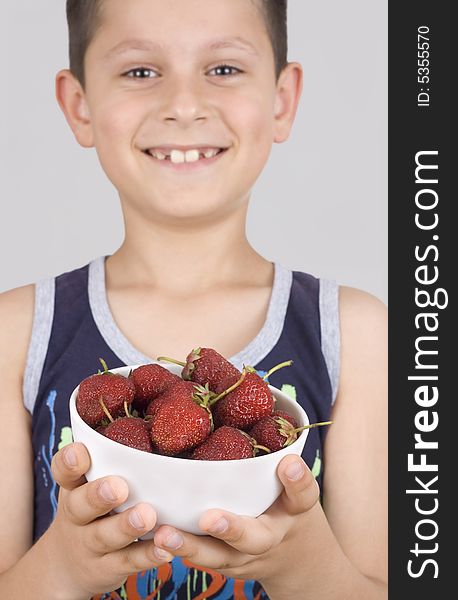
[{"x1": 106, "y1": 202, "x2": 271, "y2": 295}]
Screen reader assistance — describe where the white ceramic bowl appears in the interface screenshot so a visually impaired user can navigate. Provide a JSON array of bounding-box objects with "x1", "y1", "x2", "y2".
[{"x1": 69, "y1": 364, "x2": 309, "y2": 536}]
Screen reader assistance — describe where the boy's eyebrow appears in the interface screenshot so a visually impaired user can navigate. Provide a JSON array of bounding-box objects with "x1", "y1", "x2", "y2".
[{"x1": 103, "y1": 36, "x2": 260, "y2": 60}]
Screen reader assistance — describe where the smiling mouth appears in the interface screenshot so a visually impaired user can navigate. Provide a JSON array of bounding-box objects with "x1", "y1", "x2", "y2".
[{"x1": 143, "y1": 147, "x2": 227, "y2": 165}]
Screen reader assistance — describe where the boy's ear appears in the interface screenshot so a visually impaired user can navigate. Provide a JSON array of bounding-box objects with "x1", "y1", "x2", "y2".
[
  {"x1": 273, "y1": 62, "x2": 303, "y2": 144},
  {"x1": 55, "y1": 69, "x2": 94, "y2": 148}
]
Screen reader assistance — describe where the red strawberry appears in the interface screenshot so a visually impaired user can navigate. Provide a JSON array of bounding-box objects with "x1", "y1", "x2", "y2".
[
  {"x1": 145, "y1": 380, "x2": 195, "y2": 420},
  {"x1": 183, "y1": 347, "x2": 240, "y2": 389},
  {"x1": 130, "y1": 364, "x2": 182, "y2": 413},
  {"x1": 248, "y1": 415, "x2": 295, "y2": 452},
  {"x1": 191, "y1": 426, "x2": 258, "y2": 461},
  {"x1": 77, "y1": 371, "x2": 135, "y2": 427},
  {"x1": 250, "y1": 414, "x2": 333, "y2": 452},
  {"x1": 150, "y1": 382, "x2": 213, "y2": 456},
  {"x1": 145, "y1": 396, "x2": 166, "y2": 421},
  {"x1": 212, "y1": 370, "x2": 275, "y2": 430},
  {"x1": 102, "y1": 417, "x2": 153, "y2": 453},
  {"x1": 158, "y1": 347, "x2": 240, "y2": 391},
  {"x1": 272, "y1": 410, "x2": 298, "y2": 429}
]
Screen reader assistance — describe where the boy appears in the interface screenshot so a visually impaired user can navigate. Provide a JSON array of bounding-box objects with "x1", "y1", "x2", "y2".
[{"x1": 0, "y1": 0, "x2": 387, "y2": 598}]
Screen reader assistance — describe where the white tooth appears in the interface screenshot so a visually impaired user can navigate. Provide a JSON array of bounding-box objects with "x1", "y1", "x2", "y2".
[
  {"x1": 185, "y1": 149, "x2": 200, "y2": 163},
  {"x1": 170, "y1": 150, "x2": 185, "y2": 164},
  {"x1": 204, "y1": 149, "x2": 219, "y2": 159},
  {"x1": 153, "y1": 150, "x2": 166, "y2": 160}
]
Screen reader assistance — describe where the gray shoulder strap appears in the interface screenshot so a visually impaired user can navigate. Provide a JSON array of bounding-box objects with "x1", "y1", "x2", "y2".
[
  {"x1": 23, "y1": 278, "x2": 55, "y2": 414},
  {"x1": 319, "y1": 279, "x2": 341, "y2": 405}
]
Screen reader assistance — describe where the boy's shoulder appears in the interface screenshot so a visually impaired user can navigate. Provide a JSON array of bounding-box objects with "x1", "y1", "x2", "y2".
[
  {"x1": 339, "y1": 285, "x2": 387, "y2": 324},
  {"x1": 0, "y1": 284, "x2": 35, "y2": 376},
  {"x1": 338, "y1": 285, "x2": 387, "y2": 369},
  {"x1": 0, "y1": 283, "x2": 35, "y2": 323}
]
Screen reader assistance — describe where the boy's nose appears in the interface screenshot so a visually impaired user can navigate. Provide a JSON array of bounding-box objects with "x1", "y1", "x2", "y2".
[{"x1": 158, "y1": 80, "x2": 210, "y2": 125}]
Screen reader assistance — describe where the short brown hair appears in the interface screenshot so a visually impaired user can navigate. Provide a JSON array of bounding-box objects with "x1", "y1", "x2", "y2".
[{"x1": 66, "y1": 0, "x2": 288, "y2": 90}]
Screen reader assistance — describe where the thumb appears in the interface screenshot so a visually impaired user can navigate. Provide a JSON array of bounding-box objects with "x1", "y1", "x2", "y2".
[
  {"x1": 51, "y1": 442, "x2": 91, "y2": 491},
  {"x1": 277, "y1": 455, "x2": 320, "y2": 515}
]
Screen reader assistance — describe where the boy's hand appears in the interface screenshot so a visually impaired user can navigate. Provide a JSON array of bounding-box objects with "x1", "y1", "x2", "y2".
[
  {"x1": 47, "y1": 443, "x2": 173, "y2": 599},
  {"x1": 153, "y1": 454, "x2": 320, "y2": 584}
]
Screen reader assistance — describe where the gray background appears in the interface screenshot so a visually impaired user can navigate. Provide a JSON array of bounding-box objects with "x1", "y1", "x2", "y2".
[{"x1": 0, "y1": 1, "x2": 387, "y2": 303}]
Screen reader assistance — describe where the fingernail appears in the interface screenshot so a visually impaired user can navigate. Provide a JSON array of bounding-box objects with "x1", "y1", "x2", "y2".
[
  {"x1": 154, "y1": 547, "x2": 174, "y2": 562},
  {"x1": 208, "y1": 517, "x2": 229, "y2": 534},
  {"x1": 128, "y1": 510, "x2": 145, "y2": 530},
  {"x1": 99, "y1": 480, "x2": 117, "y2": 502},
  {"x1": 285, "y1": 461, "x2": 305, "y2": 481},
  {"x1": 164, "y1": 532, "x2": 184, "y2": 550},
  {"x1": 63, "y1": 446, "x2": 77, "y2": 467}
]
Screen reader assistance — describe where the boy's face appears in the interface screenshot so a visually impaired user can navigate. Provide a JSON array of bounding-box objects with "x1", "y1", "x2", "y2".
[{"x1": 61, "y1": 0, "x2": 301, "y2": 224}]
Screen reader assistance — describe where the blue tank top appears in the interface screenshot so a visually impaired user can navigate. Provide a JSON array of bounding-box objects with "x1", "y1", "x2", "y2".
[{"x1": 24, "y1": 256, "x2": 340, "y2": 600}]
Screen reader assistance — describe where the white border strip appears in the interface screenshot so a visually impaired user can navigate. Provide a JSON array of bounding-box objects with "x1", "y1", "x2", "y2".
[
  {"x1": 319, "y1": 279, "x2": 341, "y2": 404},
  {"x1": 23, "y1": 278, "x2": 56, "y2": 414}
]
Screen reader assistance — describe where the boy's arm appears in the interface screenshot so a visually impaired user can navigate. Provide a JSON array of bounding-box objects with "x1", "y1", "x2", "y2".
[
  {"x1": 0, "y1": 285, "x2": 80, "y2": 599},
  {"x1": 322, "y1": 286, "x2": 388, "y2": 584},
  {"x1": 0, "y1": 285, "x2": 35, "y2": 572}
]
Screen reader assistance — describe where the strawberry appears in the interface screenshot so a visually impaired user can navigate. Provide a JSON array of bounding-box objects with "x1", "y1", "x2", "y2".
[
  {"x1": 248, "y1": 415, "x2": 295, "y2": 452},
  {"x1": 210, "y1": 360, "x2": 295, "y2": 430},
  {"x1": 250, "y1": 414, "x2": 333, "y2": 452},
  {"x1": 130, "y1": 363, "x2": 182, "y2": 413},
  {"x1": 157, "y1": 347, "x2": 240, "y2": 391},
  {"x1": 145, "y1": 396, "x2": 166, "y2": 421},
  {"x1": 102, "y1": 417, "x2": 153, "y2": 453},
  {"x1": 182, "y1": 347, "x2": 241, "y2": 389},
  {"x1": 150, "y1": 382, "x2": 213, "y2": 456},
  {"x1": 76, "y1": 367, "x2": 135, "y2": 427},
  {"x1": 191, "y1": 426, "x2": 262, "y2": 461},
  {"x1": 211, "y1": 370, "x2": 275, "y2": 430},
  {"x1": 272, "y1": 410, "x2": 298, "y2": 429},
  {"x1": 145, "y1": 380, "x2": 195, "y2": 420}
]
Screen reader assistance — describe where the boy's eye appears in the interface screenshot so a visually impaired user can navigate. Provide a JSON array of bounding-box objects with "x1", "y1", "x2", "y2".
[
  {"x1": 208, "y1": 64, "x2": 243, "y2": 77},
  {"x1": 124, "y1": 67, "x2": 158, "y2": 79}
]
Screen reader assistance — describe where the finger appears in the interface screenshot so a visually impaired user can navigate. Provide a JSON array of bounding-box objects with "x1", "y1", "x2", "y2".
[
  {"x1": 152, "y1": 526, "x2": 244, "y2": 570},
  {"x1": 198, "y1": 510, "x2": 280, "y2": 555},
  {"x1": 276, "y1": 455, "x2": 320, "y2": 515},
  {"x1": 109, "y1": 540, "x2": 175, "y2": 578},
  {"x1": 51, "y1": 443, "x2": 91, "y2": 491},
  {"x1": 63, "y1": 476, "x2": 129, "y2": 525},
  {"x1": 88, "y1": 503, "x2": 158, "y2": 555}
]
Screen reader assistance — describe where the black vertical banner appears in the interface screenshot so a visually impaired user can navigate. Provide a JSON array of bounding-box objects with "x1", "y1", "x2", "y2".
[{"x1": 389, "y1": 1, "x2": 454, "y2": 598}]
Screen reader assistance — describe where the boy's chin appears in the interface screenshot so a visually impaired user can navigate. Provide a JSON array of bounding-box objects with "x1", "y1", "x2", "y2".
[{"x1": 136, "y1": 194, "x2": 239, "y2": 224}]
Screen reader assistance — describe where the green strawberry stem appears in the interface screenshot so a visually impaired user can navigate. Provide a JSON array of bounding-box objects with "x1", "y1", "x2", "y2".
[
  {"x1": 191, "y1": 383, "x2": 216, "y2": 409},
  {"x1": 124, "y1": 401, "x2": 131, "y2": 418},
  {"x1": 274, "y1": 417, "x2": 296, "y2": 440},
  {"x1": 262, "y1": 360, "x2": 293, "y2": 380},
  {"x1": 274, "y1": 419, "x2": 333, "y2": 448},
  {"x1": 292, "y1": 420, "x2": 333, "y2": 433},
  {"x1": 156, "y1": 356, "x2": 186, "y2": 367},
  {"x1": 98, "y1": 398, "x2": 114, "y2": 423},
  {"x1": 240, "y1": 430, "x2": 271, "y2": 455},
  {"x1": 98, "y1": 358, "x2": 109, "y2": 374},
  {"x1": 209, "y1": 368, "x2": 248, "y2": 406},
  {"x1": 253, "y1": 444, "x2": 271, "y2": 454},
  {"x1": 181, "y1": 347, "x2": 202, "y2": 379}
]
